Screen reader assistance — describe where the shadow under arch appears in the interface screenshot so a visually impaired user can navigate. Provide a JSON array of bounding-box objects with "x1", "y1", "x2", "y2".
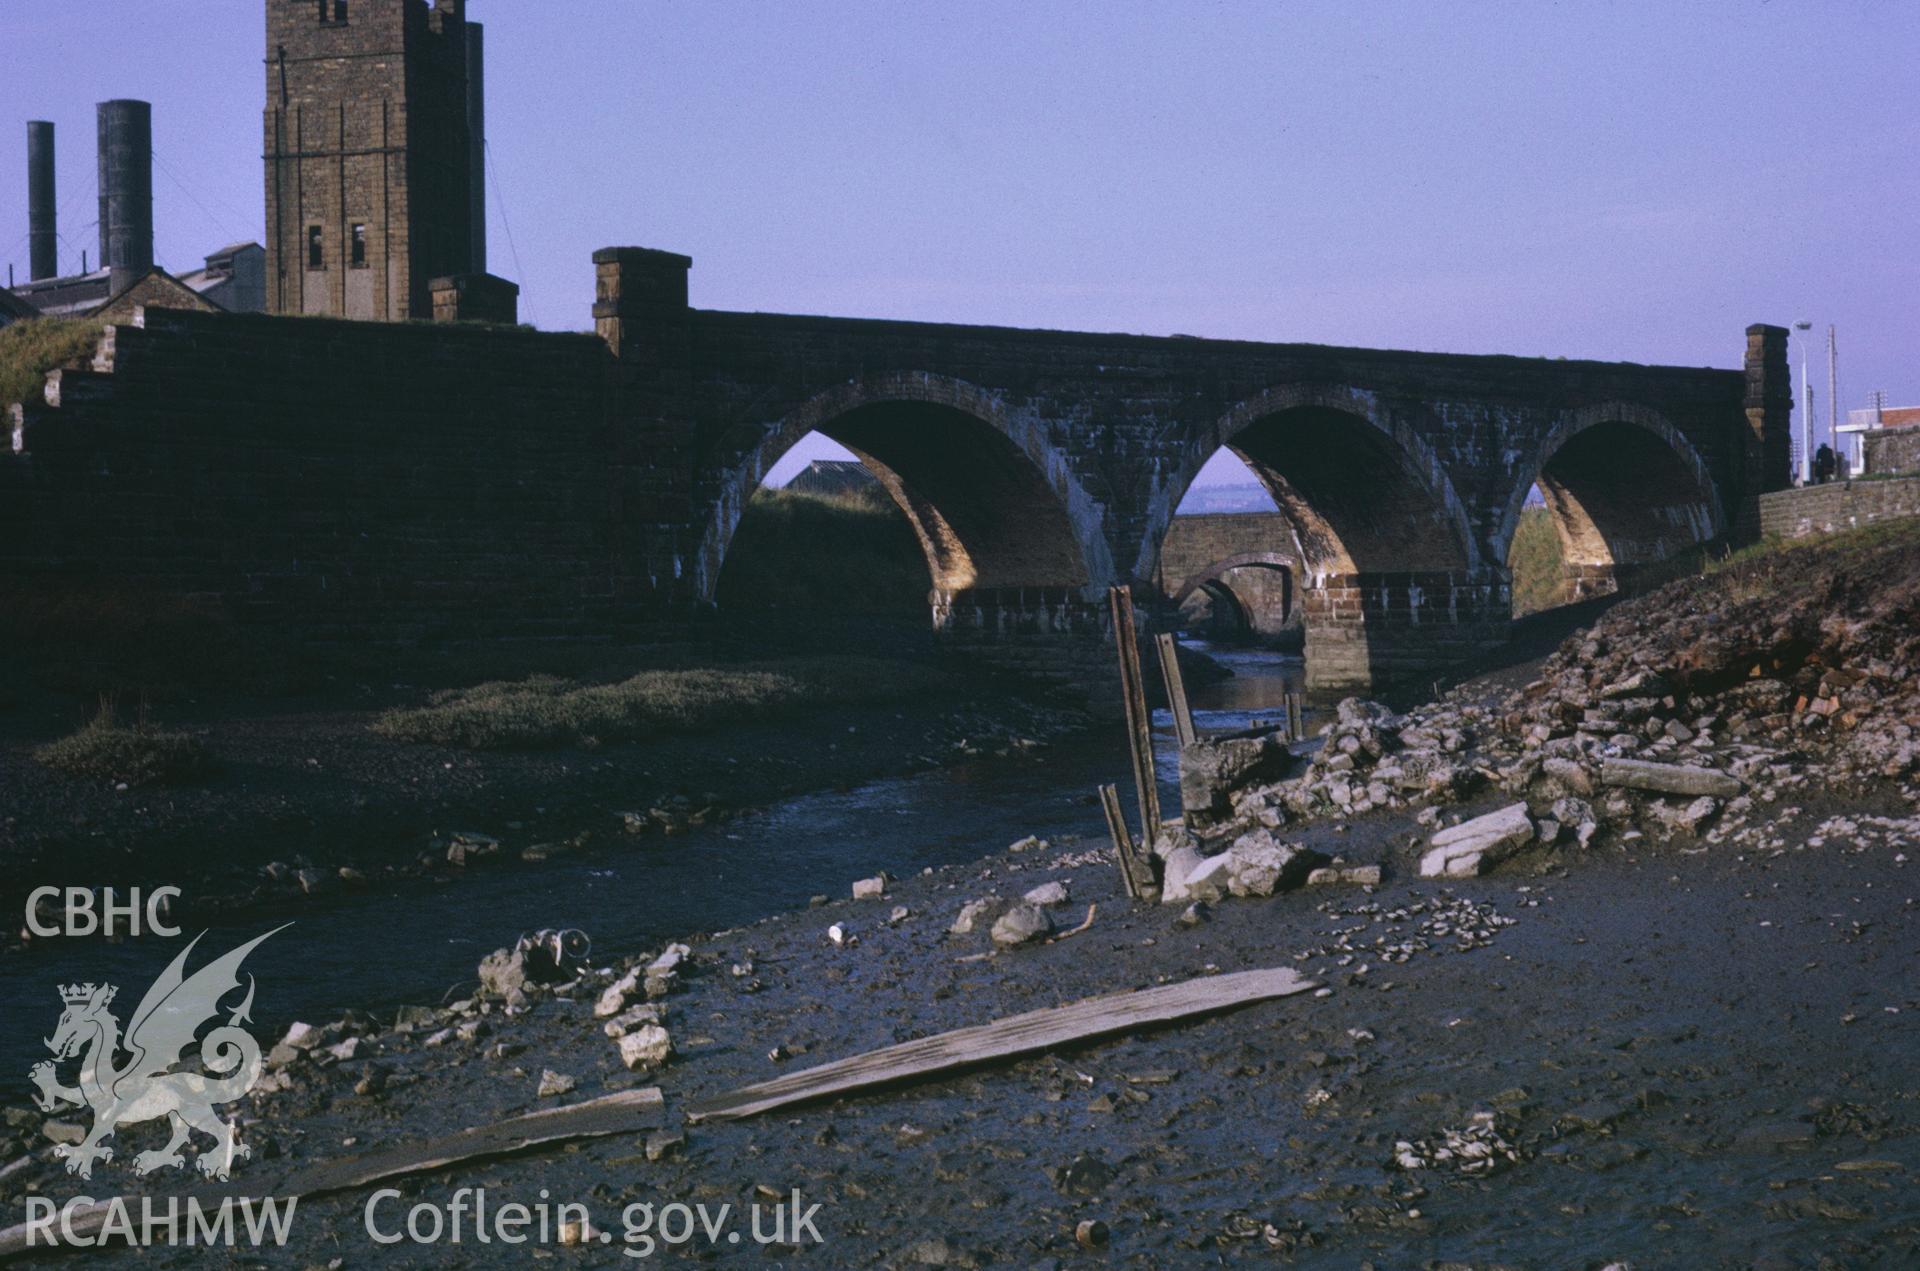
[
  {"x1": 1183, "y1": 577, "x2": 1254, "y2": 639},
  {"x1": 698, "y1": 373, "x2": 1108, "y2": 639},
  {"x1": 1141, "y1": 383, "x2": 1481, "y2": 583},
  {"x1": 1499, "y1": 403, "x2": 1726, "y2": 603},
  {"x1": 1141, "y1": 384, "x2": 1494, "y2": 690}
]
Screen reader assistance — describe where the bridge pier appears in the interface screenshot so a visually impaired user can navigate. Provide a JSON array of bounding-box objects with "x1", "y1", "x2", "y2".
[{"x1": 1298, "y1": 570, "x2": 1508, "y2": 693}]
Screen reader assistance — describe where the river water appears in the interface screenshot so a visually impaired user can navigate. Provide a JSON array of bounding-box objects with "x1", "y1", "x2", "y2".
[{"x1": 0, "y1": 642, "x2": 1302, "y2": 1094}]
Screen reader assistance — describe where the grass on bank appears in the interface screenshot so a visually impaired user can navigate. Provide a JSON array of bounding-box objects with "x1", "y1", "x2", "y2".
[
  {"x1": 1699, "y1": 516, "x2": 1920, "y2": 605},
  {"x1": 1508, "y1": 504, "x2": 1570, "y2": 617},
  {"x1": 33, "y1": 702, "x2": 213, "y2": 785},
  {"x1": 715, "y1": 486, "x2": 929, "y2": 614},
  {"x1": 0, "y1": 318, "x2": 100, "y2": 409},
  {"x1": 372, "y1": 655, "x2": 950, "y2": 750}
]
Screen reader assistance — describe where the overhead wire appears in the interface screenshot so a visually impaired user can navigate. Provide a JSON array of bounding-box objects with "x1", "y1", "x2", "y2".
[
  {"x1": 484, "y1": 138, "x2": 537, "y2": 328},
  {"x1": 153, "y1": 150, "x2": 250, "y2": 247}
]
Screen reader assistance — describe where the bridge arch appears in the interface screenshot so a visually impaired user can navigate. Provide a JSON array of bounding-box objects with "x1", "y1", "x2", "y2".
[
  {"x1": 697, "y1": 373, "x2": 1110, "y2": 628},
  {"x1": 1498, "y1": 402, "x2": 1724, "y2": 602},
  {"x1": 1186, "y1": 578, "x2": 1253, "y2": 638},
  {"x1": 1172, "y1": 554, "x2": 1295, "y2": 642},
  {"x1": 1171, "y1": 551, "x2": 1295, "y2": 615},
  {"x1": 1141, "y1": 383, "x2": 1481, "y2": 582},
  {"x1": 1141, "y1": 385, "x2": 1491, "y2": 689}
]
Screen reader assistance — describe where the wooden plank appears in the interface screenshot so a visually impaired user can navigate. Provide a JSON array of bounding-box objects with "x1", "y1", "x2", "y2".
[
  {"x1": 1108, "y1": 585, "x2": 1161, "y2": 838},
  {"x1": 1098, "y1": 781, "x2": 1155, "y2": 899},
  {"x1": 686, "y1": 967, "x2": 1320, "y2": 1124},
  {"x1": 0, "y1": 1087, "x2": 666, "y2": 1257},
  {"x1": 1154, "y1": 632, "x2": 1197, "y2": 749},
  {"x1": 282, "y1": 1085, "x2": 666, "y2": 1198}
]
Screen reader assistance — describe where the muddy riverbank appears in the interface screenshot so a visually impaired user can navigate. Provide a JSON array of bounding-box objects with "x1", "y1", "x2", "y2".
[
  {"x1": 7, "y1": 772, "x2": 1913, "y2": 1267},
  {"x1": 7, "y1": 526, "x2": 1919, "y2": 1266},
  {"x1": 0, "y1": 641, "x2": 1089, "y2": 931}
]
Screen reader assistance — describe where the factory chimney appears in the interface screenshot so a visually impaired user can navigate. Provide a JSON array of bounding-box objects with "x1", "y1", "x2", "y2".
[
  {"x1": 28, "y1": 121, "x2": 58, "y2": 281},
  {"x1": 96, "y1": 99, "x2": 154, "y2": 291},
  {"x1": 466, "y1": 20, "x2": 487, "y2": 274}
]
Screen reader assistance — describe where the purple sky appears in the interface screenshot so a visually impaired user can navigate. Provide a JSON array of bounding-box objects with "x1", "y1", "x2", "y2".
[{"x1": 4, "y1": 1, "x2": 1914, "y2": 489}]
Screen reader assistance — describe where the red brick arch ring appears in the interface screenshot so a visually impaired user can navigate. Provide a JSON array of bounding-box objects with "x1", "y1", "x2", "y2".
[{"x1": 695, "y1": 372, "x2": 1114, "y2": 605}]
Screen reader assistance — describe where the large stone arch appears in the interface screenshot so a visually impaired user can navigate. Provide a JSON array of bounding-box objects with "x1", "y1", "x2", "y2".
[
  {"x1": 1498, "y1": 402, "x2": 1725, "y2": 602},
  {"x1": 1138, "y1": 383, "x2": 1481, "y2": 584},
  {"x1": 1140, "y1": 384, "x2": 1495, "y2": 690},
  {"x1": 696, "y1": 372, "x2": 1111, "y2": 633}
]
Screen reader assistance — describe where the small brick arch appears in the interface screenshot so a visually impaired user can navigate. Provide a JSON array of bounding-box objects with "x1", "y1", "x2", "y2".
[{"x1": 695, "y1": 372, "x2": 1111, "y2": 607}]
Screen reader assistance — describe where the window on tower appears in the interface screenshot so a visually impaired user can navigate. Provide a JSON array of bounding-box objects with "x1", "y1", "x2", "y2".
[
  {"x1": 307, "y1": 225, "x2": 324, "y2": 271},
  {"x1": 350, "y1": 223, "x2": 368, "y2": 268},
  {"x1": 334, "y1": 1, "x2": 348, "y2": 21}
]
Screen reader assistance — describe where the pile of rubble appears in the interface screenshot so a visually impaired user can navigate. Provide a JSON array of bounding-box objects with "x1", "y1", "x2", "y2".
[{"x1": 1162, "y1": 527, "x2": 1920, "y2": 883}]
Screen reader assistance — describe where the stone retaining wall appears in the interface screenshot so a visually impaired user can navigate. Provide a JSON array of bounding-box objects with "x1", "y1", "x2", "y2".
[{"x1": 1757, "y1": 477, "x2": 1920, "y2": 541}]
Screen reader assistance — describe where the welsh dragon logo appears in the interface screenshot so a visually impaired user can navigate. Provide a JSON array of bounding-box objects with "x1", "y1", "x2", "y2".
[{"x1": 28, "y1": 926, "x2": 288, "y2": 1181}]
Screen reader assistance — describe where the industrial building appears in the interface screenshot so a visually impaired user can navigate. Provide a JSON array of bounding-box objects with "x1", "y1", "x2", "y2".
[
  {"x1": 264, "y1": 0, "x2": 513, "y2": 322},
  {"x1": 10, "y1": 1, "x2": 514, "y2": 328},
  {"x1": 6, "y1": 104, "x2": 267, "y2": 321}
]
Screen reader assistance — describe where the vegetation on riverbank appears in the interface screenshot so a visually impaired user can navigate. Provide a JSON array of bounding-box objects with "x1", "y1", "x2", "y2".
[
  {"x1": 372, "y1": 655, "x2": 952, "y2": 749},
  {"x1": 716, "y1": 486, "x2": 928, "y2": 614},
  {"x1": 1508, "y1": 504, "x2": 1569, "y2": 616},
  {"x1": 32, "y1": 702, "x2": 212, "y2": 785},
  {"x1": 0, "y1": 317, "x2": 98, "y2": 409}
]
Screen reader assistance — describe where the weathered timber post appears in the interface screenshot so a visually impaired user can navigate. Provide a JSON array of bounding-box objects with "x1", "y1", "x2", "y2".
[
  {"x1": 1109, "y1": 585, "x2": 1161, "y2": 842},
  {"x1": 1155, "y1": 633, "x2": 1197, "y2": 749}
]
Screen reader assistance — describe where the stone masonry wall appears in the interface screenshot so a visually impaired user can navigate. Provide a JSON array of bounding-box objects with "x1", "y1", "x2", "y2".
[
  {"x1": 1757, "y1": 477, "x2": 1920, "y2": 542},
  {"x1": 1, "y1": 307, "x2": 625, "y2": 641},
  {"x1": 1153, "y1": 513, "x2": 1293, "y2": 590},
  {"x1": 1153, "y1": 512, "x2": 1296, "y2": 638},
  {"x1": 1864, "y1": 427, "x2": 1920, "y2": 477}
]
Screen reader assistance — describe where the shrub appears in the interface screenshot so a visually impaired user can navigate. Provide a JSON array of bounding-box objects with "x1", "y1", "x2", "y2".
[{"x1": 372, "y1": 656, "x2": 948, "y2": 749}]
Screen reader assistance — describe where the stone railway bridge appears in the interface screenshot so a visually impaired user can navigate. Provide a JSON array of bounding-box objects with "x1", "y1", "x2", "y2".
[{"x1": 2, "y1": 245, "x2": 1793, "y2": 692}]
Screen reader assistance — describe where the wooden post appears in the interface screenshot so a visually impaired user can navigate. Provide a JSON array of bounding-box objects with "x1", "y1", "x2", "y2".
[
  {"x1": 1287, "y1": 691, "x2": 1305, "y2": 742},
  {"x1": 1099, "y1": 782, "x2": 1154, "y2": 900},
  {"x1": 1109, "y1": 585, "x2": 1161, "y2": 839},
  {"x1": 1155, "y1": 632, "x2": 1197, "y2": 749}
]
